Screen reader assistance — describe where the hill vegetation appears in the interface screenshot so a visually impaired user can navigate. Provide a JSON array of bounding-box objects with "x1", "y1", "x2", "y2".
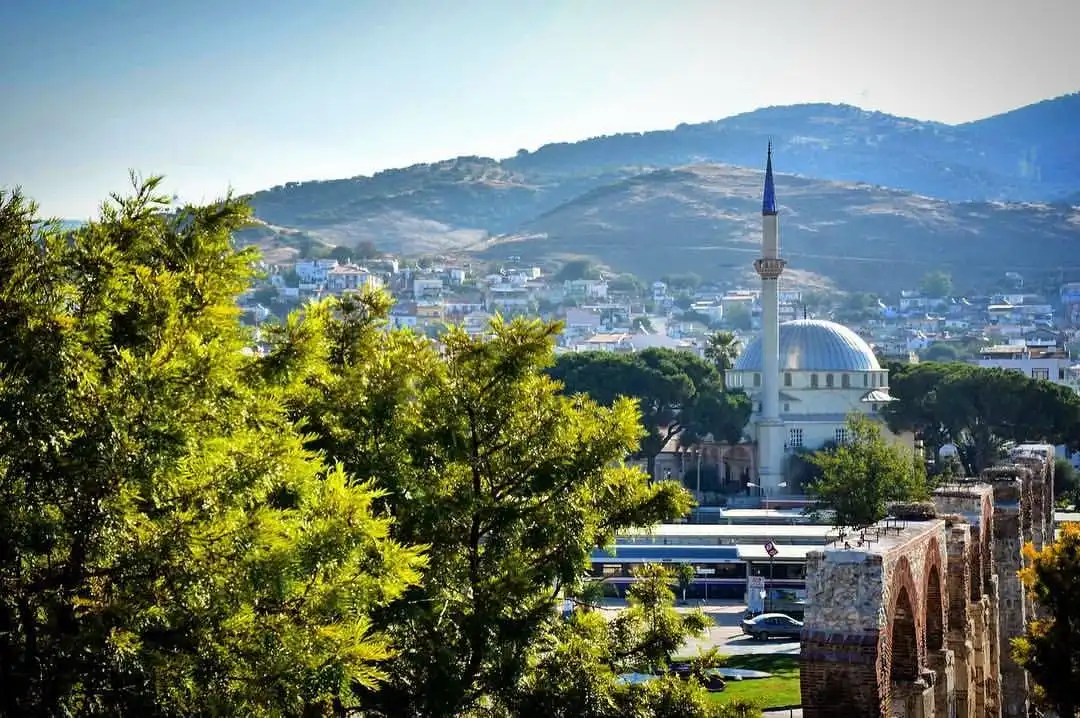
[{"x1": 241, "y1": 95, "x2": 1080, "y2": 289}]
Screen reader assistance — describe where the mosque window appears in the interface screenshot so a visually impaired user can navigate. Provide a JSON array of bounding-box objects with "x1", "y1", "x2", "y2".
[
  {"x1": 826, "y1": 373, "x2": 834, "y2": 388},
  {"x1": 789, "y1": 428, "x2": 804, "y2": 448},
  {"x1": 754, "y1": 373, "x2": 761, "y2": 388},
  {"x1": 835, "y1": 428, "x2": 849, "y2": 444},
  {"x1": 810, "y1": 374, "x2": 819, "y2": 388},
  {"x1": 784, "y1": 403, "x2": 790, "y2": 412},
  {"x1": 784, "y1": 372, "x2": 792, "y2": 387},
  {"x1": 842, "y1": 374, "x2": 850, "y2": 389}
]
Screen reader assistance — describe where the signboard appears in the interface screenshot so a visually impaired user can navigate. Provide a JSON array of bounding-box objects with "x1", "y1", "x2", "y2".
[
  {"x1": 747, "y1": 576, "x2": 765, "y2": 592},
  {"x1": 764, "y1": 540, "x2": 779, "y2": 558},
  {"x1": 695, "y1": 567, "x2": 715, "y2": 575}
]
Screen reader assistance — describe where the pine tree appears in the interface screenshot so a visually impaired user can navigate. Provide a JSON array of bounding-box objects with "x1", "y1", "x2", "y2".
[{"x1": 0, "y1": 179, "x2": 424, "y2": 716}]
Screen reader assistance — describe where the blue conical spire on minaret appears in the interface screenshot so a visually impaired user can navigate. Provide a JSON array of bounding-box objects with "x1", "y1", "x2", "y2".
[{"x1": 762, "y1": 141, "x2": 778, "y2": 216}]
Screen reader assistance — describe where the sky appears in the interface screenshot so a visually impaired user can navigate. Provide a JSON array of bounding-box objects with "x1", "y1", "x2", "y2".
[{"x1": 3, "y1": 0, "x2": 1079, "y2": 218}]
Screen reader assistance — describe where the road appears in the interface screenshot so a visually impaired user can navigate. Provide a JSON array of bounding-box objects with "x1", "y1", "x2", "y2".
[{"x1": 598, "y1": 600, "x2": 800, "y2": 656}]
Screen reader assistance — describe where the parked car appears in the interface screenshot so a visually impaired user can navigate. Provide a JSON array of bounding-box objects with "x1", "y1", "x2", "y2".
[{"x1": 740, "y1": 612, "x2": 803, "y2": 640}]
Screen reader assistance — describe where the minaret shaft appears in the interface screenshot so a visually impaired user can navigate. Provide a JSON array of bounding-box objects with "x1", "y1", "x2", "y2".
[{"x1": 753, "y1": 143, "x2": 786, "y2": 496}]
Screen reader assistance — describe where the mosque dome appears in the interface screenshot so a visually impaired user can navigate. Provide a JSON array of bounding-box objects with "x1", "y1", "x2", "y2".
[{"x1": 733, "y1": 319, "x2": 881, "y2": 372}]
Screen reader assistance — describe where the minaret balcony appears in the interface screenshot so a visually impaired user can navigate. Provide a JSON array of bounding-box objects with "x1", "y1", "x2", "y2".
[{"x1": 754, "y1": 258, "x2": 787, "y2": 280}]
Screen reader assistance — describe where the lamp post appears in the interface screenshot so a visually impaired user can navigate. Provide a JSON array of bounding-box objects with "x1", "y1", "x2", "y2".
[{"x1": 696, "y1": 448, "x2": 703, "y2": 497}]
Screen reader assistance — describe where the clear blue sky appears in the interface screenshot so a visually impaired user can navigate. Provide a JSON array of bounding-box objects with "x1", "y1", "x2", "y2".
[{"x1": 3, "y1": 0, "x2": 1079, "y2": 218}]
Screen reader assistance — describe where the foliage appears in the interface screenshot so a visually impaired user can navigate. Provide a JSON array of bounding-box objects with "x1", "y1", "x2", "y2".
[
  {"x1": 722, "y1": 303, "x2": 752, "y2": 331},
  {"x1": 661, "y1": 273, "x2": 702, "y2": 293},
  {"x1": 1053, "y1": 457, "x2": 1078, "y2": 504},
  {"x1": 609, "y1": 273, "x2": 646, "y2": 296},
  {"x1": 885, "y1": 362, "x2": 1080, "y2": 474},
  {"x1": 513, "y1": 563, "x2": 730, "y2": 718},
  {"x1": 1013, "y1": 523, "x2": 1080, "y2": 718},
  {"x1": 807, "y1": 414, "x2": 928, "y2": 528},
  {"x1": 708, "y1": 654, "x2": 799, "y2": 712},
  {"x1": 703, "y1": 331, "x2": 739, "y2": 386},
  {"x1": 556, "y1": 259, "x2": 602, "y2": 282},
  {"x1": 287, "y1": 304, "x2": 694, "y2": 717},
  {"x1": 0, "y1": 179, "x2": 426, "y2": 716},
  {"x1": 674, "y1": 563, "x2": 696, "y2": 603},
  {"x1": 633, "y1": 316, "x2": 655, "y2": 333},
  {"x1": 549, "y1": 349, "x2": 752, "y2": 476},
  {"x1": 919, "y1": 270, "x2": 953, "y2": 298}
]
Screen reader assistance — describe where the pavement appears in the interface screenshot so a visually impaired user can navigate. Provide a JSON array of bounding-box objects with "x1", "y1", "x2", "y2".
[
  {"x1": 762, "y1": 711, "x2": 802, "y2": 718},
  {"x1": 597, "y1": 599, "x2": 801, "y2": 657}
]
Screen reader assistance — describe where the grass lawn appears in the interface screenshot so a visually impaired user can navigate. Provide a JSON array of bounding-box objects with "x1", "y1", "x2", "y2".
[{"x1": 705, "y1": 654, "x2": 800, "y2": 709}]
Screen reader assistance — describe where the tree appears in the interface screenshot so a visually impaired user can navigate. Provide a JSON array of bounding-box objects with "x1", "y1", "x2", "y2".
[
  {"x1": 556, "y1": 259, "x2": 601, "y2": 282},
  {"x1": 549, "y1": 349, "x2": 752, "y2": 478},
  {"x1": 660, "y1": 273, "x2": 702, "y2": 293},
  {"x1": 885, "y1": 362, "x2": 1080, "y2": 474},
  {"x1": 1013, "y1": 522, "x2": 1080, "y2": 717},
  {"x1": 703, "y1": 331, "x2": 740, "y2": 386},
  {"x1": 1054, "y1": 458, "x2": 1079, "y2": 505},
  {"x1": 919, "y1": 270, "x2": 953, "y2": 298},
  {"x1": 330, "y1": 244, "x2": 353, "y2": 262},
  {"x1": 0, "y1": 179, "x2": 425, "y2": 715},
  {"x1": 633, "y1": 316, "x2": 655, "y2": 333},
  {"x1": 674, "y1": 563, "x2": 696, "y2": 605},
  {"x1": 807, "y1": 414, "x2": 928, "y2": 528},
  {"x1": 353, "y1": 239, "x2": 380, "y2": 261},
  {"x1": 288, "y1": 305, "x2": 694, "y2": 717},
  {"x1": 511, "y1": 565, "x2": 741, "y2": 718},
  {"x1": 609, "y1": 273, "x2": 646, "y2": 296},
  {"x1": 723, "y1": 303, "x2": 752, "y2": 331}
]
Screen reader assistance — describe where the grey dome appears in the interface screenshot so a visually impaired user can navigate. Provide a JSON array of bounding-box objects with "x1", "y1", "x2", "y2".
[{"x1": 733, "y1": 319, "x2": 881, "y2": 372}]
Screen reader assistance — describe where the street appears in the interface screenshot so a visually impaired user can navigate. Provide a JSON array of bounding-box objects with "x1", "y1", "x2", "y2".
[{"x1": 597, "y1": 599, "x2": 800, "y2": 657}]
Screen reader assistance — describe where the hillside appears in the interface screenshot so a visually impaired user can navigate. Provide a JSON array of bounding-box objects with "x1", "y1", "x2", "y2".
[
  {"x1": 241, "y1": 95, "x2": 1080, "y2": 286},
  {"x1": 474, "y1": 164, "x2": 1080, "y2": 292}
]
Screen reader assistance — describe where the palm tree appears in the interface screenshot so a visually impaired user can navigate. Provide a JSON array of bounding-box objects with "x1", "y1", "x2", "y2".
[{"x1": 704, "y1": 330, "x2": 740, "y2": 387}]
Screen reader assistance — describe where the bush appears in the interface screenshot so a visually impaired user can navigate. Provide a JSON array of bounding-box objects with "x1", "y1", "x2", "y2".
[{"x1": 889, "y1": 501, "x2": 938, "y2": 521}]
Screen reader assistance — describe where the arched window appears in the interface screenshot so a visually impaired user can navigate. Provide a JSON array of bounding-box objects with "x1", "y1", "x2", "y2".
[
  {"x1": 784, "y1": 372, "x2": 792, "y2": 387},
  {"x1": 753, "y1": 373, "x2": 761, "y2": 388},
  {"x1": 863, "y1": 373, "x2": 869, "y2": 387},
  {"x1": 826, "y1": 373, "x2": 834, "y2": 388},
  {"x1": 811, "y1": 374, "x2": 819, "y2": 388},
  {"x1": 842, "y1": 374, "x2": 850, "y2": 388}
]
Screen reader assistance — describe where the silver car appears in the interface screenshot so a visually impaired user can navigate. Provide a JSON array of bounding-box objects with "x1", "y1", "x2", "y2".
[{"x1": 740, "y1": 612, "x2": 803, "y2": 640}]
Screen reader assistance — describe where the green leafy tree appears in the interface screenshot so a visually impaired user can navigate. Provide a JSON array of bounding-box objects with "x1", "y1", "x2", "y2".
[
  {"x1": 330, "y1": 244, "x2": 353, "y2": 262},
  {"x1": 919, "y1": 270, "x2": 953, "y2": 298},
  {"x1": 288, "y1": 305, "x2": 693, "y2": 717},
  {"x1": 885, "y1": 362, "x2": 1080, "y2": 474},
  {"x1": 674, "y1": 563, "x2": 696, "y2": 605},
  {"x1": 513, "y1": 565, "x2": 741, "y2": 718},
  {"x1": 807, "y1": 414, "x2": 928, "y2": 528},
  {"x1": 722, "y1": 303, "x2": 752, "y2": 331},
  {"x1": 549, "y1": 349, "x2": 751, "y2": 478},
  {"x1": 556, "y1": 259, "x2": 601, "y2": 282},
  {"x1": 660, "y1": 273, "x2": 702, "y2": 293},
  {"x1": 0, "y1": 179, "x2": 425, "y2": 716},
  {"x1": 633, "y1": 316, "x2": 655, "y2": 333},
  {"x1": 609, "y1": 273, "x2": 646, "y2": 296},
  {"x1": 1013, "y1": 522, "x2": 1080, "y2": 717},
  {"x1": 703, "y1": 331, "x2": 740, "y2": 386}
]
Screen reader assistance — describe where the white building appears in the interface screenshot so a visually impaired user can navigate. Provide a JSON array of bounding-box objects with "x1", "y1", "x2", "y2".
[
  {"x1": 725, "y1": 146, "x2": 906, "y2": 496},
  {"x1": 327, "y1": 264, "x2": 381, "y2": 294}
]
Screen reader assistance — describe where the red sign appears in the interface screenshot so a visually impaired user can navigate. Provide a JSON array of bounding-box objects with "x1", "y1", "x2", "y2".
[{"x1": 764, "y1": 540, "x2": 779, "y2": 558}]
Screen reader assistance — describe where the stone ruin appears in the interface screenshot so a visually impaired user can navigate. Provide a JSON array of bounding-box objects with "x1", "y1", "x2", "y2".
[{"x1": 799, "y1": 454, "x2": 1054, "y2": 717}]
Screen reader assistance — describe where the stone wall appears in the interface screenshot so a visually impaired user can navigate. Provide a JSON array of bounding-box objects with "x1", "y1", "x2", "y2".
[{"x1": 800, "y1": 521, "x2": 945, "y2": 717}]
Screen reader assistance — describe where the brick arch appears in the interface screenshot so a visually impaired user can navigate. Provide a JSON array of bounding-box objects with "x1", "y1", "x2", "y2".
[
  {"x1": 923, "y1": 536, "x2": 946, "y2": 652},
  {"x1": 882, "y1": 556, "x2": 923, "y2": 686},
  {"x1": 980, "y1": 494, "x2": 994, "y2": 592}
]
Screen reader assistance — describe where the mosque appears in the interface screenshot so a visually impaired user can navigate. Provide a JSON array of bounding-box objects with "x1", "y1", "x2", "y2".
[{"x1": 723, "y1": 145, "x2": 907, "y2": 497}]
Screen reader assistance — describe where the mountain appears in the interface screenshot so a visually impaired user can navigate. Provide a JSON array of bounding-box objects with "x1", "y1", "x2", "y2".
[
  {"x1": 472, "y1": 164, "x2": 1080, "y2": 292},
  {"x1": 242, "y1": 94, "x2": 1080, "y2": 289}
]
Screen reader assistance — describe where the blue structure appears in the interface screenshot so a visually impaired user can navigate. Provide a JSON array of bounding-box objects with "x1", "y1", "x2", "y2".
[{"x1": 762, "y1": 140, "x2": 778, "y2": 216}]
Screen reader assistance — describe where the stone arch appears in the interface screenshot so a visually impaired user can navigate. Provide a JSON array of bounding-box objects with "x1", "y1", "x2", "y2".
[
  {"x1": 925, "y1": 564, "x2": 945, "y2": 651},
  {"x1": 968, "y1": 524, "x2": 983, "y2": 601},
  {"x1": 923, "y1": 536, "x2": 946, "y2": 652},
  {"x1": 890, "y1": 585, "x2": 920, "y2": 682},
  {"x1": 884, "y1": 556, "x2": 922, "y2": 685}
]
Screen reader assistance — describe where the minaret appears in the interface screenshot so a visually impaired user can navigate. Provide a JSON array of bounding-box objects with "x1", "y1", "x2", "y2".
[{"x1": 753, "y1": 143, "x2": 787, "y2": 495}]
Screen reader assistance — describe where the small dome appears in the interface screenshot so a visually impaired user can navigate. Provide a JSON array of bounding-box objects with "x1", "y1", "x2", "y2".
[{"x1": 733, "y1": 319, "x2": 881, "y2": 372}]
